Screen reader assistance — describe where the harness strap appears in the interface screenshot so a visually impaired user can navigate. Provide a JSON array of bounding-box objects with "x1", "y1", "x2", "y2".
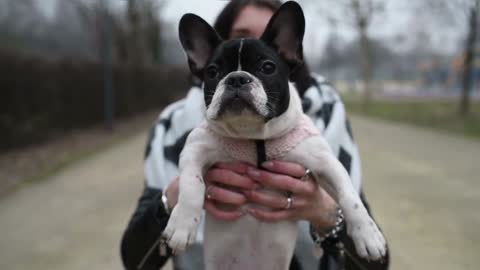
[{"x1": 255, "y1": 140, "x2": 267, "y2": 167}]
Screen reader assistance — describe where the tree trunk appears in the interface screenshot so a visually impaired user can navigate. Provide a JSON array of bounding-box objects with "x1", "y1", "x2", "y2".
[
  {"x1": 460, "y1": 0, "x2": 479, "y2": 116},
  {"x1": 127, "y1": 0, "x2": 143, "y2": 65},
  {"x1": 359, "y1": 24, "x2": 373, "y2": 107},
  {"x1": 351, "y1": 0, "x2": 374, "y2": 107}
]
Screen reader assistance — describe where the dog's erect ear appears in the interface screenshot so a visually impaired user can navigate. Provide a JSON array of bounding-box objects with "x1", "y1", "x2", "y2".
[
  {"x1": 260, "y1": 1, "x2": 305, "y2": 70},
  {"x1": 179, "y1": 14, "x2": 222, "y2": 77}
]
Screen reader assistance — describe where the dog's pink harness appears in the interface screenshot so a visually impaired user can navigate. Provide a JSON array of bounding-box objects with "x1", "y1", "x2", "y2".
[{"x1": 205, "y1": 115, "x2": 320, "y2": 164}]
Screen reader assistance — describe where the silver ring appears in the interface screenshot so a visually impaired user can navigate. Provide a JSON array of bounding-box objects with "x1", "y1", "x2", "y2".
[
  {"x1": 301, "y1": 168, "x2": 312, "y2": 182},
  {"x1": 285, "y1": 195, "x2": 293, "y2": 209},
  {"x1": 206, "y1": 186, "x2": 214, "y2": 199}
]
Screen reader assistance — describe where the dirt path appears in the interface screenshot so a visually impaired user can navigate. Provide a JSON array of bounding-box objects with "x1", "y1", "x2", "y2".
[{"x1": 0, "y1": 116, "x2": 479, "y2": 270}]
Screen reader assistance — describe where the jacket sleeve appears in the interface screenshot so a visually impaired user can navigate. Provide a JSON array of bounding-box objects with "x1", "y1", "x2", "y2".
[
  {"x1": 319, "y1": 192, "x2": 390, "y2": 270},
  {"x1": 303, "y1": 76, "x2": 389, "y2": 269},
  {"x1": 303, "y1": 78, "x2": 362, "y2": 192},
  {"x1": 120, "y1": 186, "x2": 172, "y2": 270}
]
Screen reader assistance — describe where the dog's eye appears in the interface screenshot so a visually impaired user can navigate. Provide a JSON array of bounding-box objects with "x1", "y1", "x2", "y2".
[
  {"x1": 261, "y1": 61, "x2": 276, "y2": 75},
  {"x1": 206, "y1": 65, "x2": 219, "y2": 79}
]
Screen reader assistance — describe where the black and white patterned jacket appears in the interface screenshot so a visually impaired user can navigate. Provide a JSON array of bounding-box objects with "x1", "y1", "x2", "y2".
[{"x1": 120, "y1": 74, "x2": 389, "y2": 270}]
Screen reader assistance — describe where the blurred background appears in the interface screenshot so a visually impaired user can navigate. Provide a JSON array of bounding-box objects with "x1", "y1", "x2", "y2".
[{"x1": 0, "y1": 0, "x2": 478, "y2": 270}]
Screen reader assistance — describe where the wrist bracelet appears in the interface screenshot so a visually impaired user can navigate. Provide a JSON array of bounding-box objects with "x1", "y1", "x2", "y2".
[
  {"x1": 310, "y1": 207, "x2": 345, "y2": 246},
  {"x1": 161, "y1": 191, "x2": 171, "y2": 215}
]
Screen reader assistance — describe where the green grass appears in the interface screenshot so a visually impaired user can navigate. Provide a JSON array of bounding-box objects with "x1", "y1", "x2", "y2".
[{"x1": 343, "y1": 96, "x2": 480, "y2": 140}]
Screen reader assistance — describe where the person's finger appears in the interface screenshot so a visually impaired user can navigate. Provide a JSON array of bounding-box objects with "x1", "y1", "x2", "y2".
[
  {"x1": 206, "y1": 185, "x2": 247, "y2": 206},
  {"x1": 215, "y1": 162, "x2": 251, "y2": 175},
  {"x1": 245, "y1": 190, "x2": 308, "y2": 210},
  {"x1": 204, "y1": 200, "x2": 244, "y2": 221},
  {"x1": 261, "y1": 160, "x2": 306, "y2": 178},
  {"x1": 206, "y1": 168, "x2": 256, "y2": 190},
  {"x1": 247, "y1": 168, "x2": 316, "y2": 195},
  {"x1": 247, "y1": 208, "x2": 294, "y2": 222}
]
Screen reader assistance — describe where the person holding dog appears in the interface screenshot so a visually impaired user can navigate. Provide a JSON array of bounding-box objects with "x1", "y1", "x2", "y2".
[{"x1": 121, "y1": 1, "x2": 390, "y2": 269}]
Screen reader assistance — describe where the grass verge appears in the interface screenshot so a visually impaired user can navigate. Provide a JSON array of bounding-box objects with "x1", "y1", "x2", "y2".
[{"x1": 343, "y1": 96, "x2": 480, "y2": 140}]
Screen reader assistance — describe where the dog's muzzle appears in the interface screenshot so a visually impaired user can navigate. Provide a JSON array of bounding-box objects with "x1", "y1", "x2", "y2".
[
  {"x1": 225, "y1": 72, "x2": 253, "y2": 89},
  {"x1": 218, "y1": 72, "x2": 258, "y2": 114}
]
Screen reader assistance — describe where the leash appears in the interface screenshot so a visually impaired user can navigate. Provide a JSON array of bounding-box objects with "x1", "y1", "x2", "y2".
[
  {"x1": 136, "y1": 236, "x2": 166, "y2": 270},
  {"x1": 342, "y1": 248, "x2": 369, "y2": 270},
  {"x1": 323, "y1": 241, "x2": 377, "y2": 270}
]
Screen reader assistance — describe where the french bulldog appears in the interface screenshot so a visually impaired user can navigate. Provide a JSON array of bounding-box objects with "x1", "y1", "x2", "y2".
[{"x1": 162, "y1": 2, "x2": 386, "y2": 270}]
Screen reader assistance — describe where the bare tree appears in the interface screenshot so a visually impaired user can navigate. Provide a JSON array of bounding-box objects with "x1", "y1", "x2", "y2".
[
  {"x1": 126, "y1": 0, "x2": 166, "y2": 65},
  {"x1": 126, "y1": 0, "x2": 143, "y2": 65},
  {"x1": 143, "y1": 0, "x2": 164, "y2": 63},
  {"x1": 460, "y1": 0, "x2": 479, "y2": 116},
  {"x1": 0, "y1": 0, "x2": 45, "y2": 49},
  {"x1": 76, "y1": 0, "x2": 110, "y2": 60},
  {"x1": 0, "y1": 0, "x2": 37, "y2": 32},
  {"x1": 311, "y1": 0, "x2": 385, "y2": 106},
  {"x1": 417, "y1": 0, "x2": 479, "y2": 116},
  {"x1": 75, "y1": 0, "x2": 166, "y2": 64},
  {"x1": 350, "y1": 0, "x2": 383, "y2": 105}
]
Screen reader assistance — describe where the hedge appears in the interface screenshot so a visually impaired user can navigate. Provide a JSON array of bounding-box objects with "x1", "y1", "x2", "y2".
[{"x1": 0, "y1": 49, "x2": 189, "y2": 151}]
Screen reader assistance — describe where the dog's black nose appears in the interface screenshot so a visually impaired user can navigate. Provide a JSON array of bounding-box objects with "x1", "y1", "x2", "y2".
[{"x1": 226, "y1": 74, "x2": 252, "y2": 89}]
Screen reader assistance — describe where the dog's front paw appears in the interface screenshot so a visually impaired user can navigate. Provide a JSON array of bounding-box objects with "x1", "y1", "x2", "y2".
[
  {"x1": 347, "y1": 216, "x2": 387, "y2": 261},
  {"x1": 162, "y1": 205, "x2": 201, "y2": 252}
]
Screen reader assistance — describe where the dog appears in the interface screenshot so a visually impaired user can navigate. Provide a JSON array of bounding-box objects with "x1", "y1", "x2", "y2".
[{"x1": 162, "y1": 2, "x2": 386, "y2": 270}]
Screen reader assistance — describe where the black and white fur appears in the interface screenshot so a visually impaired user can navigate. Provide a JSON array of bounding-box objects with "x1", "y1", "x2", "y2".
[{"x1": 163, "y1": 2, "x2": 386, "y2": 270}]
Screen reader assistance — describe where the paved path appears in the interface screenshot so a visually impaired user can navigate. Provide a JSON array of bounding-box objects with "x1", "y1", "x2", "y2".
[
  {"x1": 0, "y1": 133, "x2": 147, "y2": 270},
  {"x1": 353, "y1": 117, "x2": 480, "y2": 270},
  {"x1": 0, "y1": 116, "x2": 479, "y2": 270}
]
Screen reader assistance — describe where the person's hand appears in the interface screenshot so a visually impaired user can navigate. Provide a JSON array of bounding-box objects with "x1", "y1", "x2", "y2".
[
  {"x1": 164, "y1": 160, "x2": 337, "y2": 231},
  {"x1": 245, "y1": 160, "x2": 337, "y2": 231},
  {"x1": 204, "y1": 162, "x2": 258, "y2": 221},
  {"x1": 164, "y1": 162, "x2": 258, "y2": 221}
]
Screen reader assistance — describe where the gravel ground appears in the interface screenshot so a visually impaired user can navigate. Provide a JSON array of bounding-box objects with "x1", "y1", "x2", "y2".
[{"x1": 0, "y1": 115, "x2": 479, "y2": 270}]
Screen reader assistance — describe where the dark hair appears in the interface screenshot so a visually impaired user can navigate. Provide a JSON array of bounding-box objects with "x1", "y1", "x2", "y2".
[{"x1": 213, "y1": 0, "x2": 283, "y2": 40}]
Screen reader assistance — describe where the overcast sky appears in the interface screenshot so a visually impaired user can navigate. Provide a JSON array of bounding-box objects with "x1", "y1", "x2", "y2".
[
  {"x1": 35, "y1": 0, "x2": 465, "y2": 57},
  {"x1": 160, "y1": 0, "x2": 464, "y2": 54}
]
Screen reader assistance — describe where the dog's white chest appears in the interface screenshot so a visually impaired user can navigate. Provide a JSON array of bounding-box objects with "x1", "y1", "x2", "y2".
[
  {"x1": 204, "y1": 214, "x2": 298, "y2": 270},
  {"x1": 199, "y1": 115, "x2": 319, "y2": 270},
  {"x1": 204, "y1": 115, "x2": 319, "y2": 164}
]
